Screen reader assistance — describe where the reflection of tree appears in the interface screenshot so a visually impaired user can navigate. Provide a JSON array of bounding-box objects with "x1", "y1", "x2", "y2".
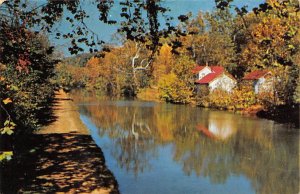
[
  {"x1": 111, "y1": 112, "x2": 156, "y2": 177},
  {"x1": 75, "y1": 92, "x2": 299, "y2": 194},
  {"x1": 172, "y1": 122, "x2": 299, "y2": 194},
  {"x1": 80, "y1": 102, "x2": 158, "y2": 177},
  {"x1": 112, "y1": 135, "x2": 156, "y2": 177},
  {"x1": 173, "y1": 127, "x2": 233, "y2": 183}
]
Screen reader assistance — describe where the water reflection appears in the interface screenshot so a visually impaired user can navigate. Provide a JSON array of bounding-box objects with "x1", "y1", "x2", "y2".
[
  {"x1": 196, "y1": 112, "x2": 238, "y2": 140},
  {"x1": 73, "y1": 91, "x2": 299, "y2": 194}
]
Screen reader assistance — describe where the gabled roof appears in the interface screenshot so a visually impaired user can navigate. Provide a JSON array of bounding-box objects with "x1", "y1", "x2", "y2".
[
  {"x1": 191, "y1": 65, "x2": 206, "y2": 74},
  {"x1": 195, "y1": 66, "x2": 225, "y2": 84},
  {"x1": 243, "y1": 70, "x2": 270, "y2": 80}
]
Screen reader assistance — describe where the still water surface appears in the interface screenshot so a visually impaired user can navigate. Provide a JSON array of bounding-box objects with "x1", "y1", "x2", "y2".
[{"x1": 73, "y1": 92, "x2": 299, "y2": 194}]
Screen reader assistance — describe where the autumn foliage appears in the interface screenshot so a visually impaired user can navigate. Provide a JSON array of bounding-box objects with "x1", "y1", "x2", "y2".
[
  {"x1": 0, "y1": 25, "x2": 56, "y2": 134},
  {"x1": 55, "y1": 0, "x2": 299, "y2": 109}
]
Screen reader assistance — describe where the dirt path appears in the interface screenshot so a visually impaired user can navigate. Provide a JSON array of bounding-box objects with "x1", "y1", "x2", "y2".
[
  {"x1": 0, "y1": 90, "x2": 119, "y2": 194},
  {"x1": 38, "y1": 89, "x2": 88, "y2": 135}
]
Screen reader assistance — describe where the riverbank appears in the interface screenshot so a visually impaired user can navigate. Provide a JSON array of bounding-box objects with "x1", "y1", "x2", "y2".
[
  {"x1": 0, "y1": 90, "x2": 119, "y2": 194},
  {"x1": 256, "y1": 104, "x2": 299, "y2": 128},
  {"x1": 137, "y1": 88, "x2": 299, "y2": 126}
]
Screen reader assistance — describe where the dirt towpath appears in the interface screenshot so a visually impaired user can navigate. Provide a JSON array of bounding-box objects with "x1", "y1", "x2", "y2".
[
  {"x1": 38, "y1": 89, "x2": 89, "y2": 135},
  {"x1": 0, "y1": 90, "x2": 119, "y2": 194}
]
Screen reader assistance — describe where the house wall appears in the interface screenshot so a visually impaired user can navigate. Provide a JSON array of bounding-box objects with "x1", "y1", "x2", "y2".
[
  {"x1": 208, "y1": 74, "x2": 236, "y2": 92},
  {"x1": 198, "y1": 67, "x2": 211, "y2": 80},
  {"x1": 255, "y1": 76, "x2": 274, "y2": 94}
]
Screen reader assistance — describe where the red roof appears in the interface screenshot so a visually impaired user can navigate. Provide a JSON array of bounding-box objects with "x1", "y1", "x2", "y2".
[
  {"x1": 195, "y1": 66, "x2": 224, "y2": 84},
  {"x1": 243, "y1": 70, "x2": 270, "y2": 80},
  {"x1": 191, "y1": 66, "x2": 205, "y2": 74}
]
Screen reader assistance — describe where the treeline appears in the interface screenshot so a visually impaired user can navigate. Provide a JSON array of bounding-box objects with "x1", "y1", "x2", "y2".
[{"x1": 56, "y1": 0, "x2": 300, "y2": 110}]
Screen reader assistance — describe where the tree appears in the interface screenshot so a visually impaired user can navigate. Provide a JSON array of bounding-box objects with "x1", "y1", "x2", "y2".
[
  {"x1": 157, "y1": 55, "x2": 194, "y2": 104},
  {"x1": 0, "y1": 27, "x2": 57, "y2": 133},
  {"x1": 152, "y1": 44, "x2": 174, "y2": 84},
  {"x1": 215, "y1": 0, "x2": 300, "y2": 105},
  {"x1": 158, "y1": 73, "x2": 193, "y2": 104},
  {"x1": 0, "y1": 23, "x2": 57, "y2": 161},
  {"x1": 239, "y1": 0, "x2": 300, "y2": 104},
  {"x1": 168, "y1": 8, "x2": 238, "y2": 82}
]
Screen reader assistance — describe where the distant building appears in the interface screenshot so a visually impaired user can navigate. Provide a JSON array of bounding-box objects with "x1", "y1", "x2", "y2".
[
  {"x1": 243, "y1": 70, "x2": 273, "y2": 94},
  {"x1": 192, "y1": 65, "x2": 236, "y2": 92}
]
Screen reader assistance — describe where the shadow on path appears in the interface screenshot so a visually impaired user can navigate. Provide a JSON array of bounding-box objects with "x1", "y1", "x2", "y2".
[{"x1": 0, "y1": 133, "x2": 119, "y2": 194}]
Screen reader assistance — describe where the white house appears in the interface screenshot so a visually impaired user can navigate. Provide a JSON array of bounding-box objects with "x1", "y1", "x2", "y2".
[
  {"x1": 243, "y1": 70, "x2": 273, "y2": 94},
  {"x1": 192, "y1": 65, "x2": 236, "y2": 92}
]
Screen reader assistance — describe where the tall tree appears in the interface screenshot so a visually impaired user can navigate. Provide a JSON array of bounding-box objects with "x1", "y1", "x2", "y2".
[{"x1": 240, "y1": 0, "x2": 300, "y2": 104}]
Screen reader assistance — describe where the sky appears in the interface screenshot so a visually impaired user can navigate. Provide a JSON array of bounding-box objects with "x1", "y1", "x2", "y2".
[{"x1": 46, "y1": 0, "x2": 265, "y2": 56}]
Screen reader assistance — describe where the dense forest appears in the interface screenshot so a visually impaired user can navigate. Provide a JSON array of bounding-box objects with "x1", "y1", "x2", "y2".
[{"x1": 0, "y1": 0, "x2": 299, "y2": 162}]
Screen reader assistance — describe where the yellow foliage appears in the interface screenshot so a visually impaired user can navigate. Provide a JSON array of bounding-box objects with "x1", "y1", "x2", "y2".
[
  {"x1": 152, "y1": 44, "x2": 174, "y2": 84},
  {"x1": 208, "y1": 90, "x2": 232, "y2": 109},
  {"x1": 202, "y1": 86, "x2": 256, "y2": 110},
  {"x1": 137, "y1": 88, "x2": 160, "y2": 101},
  {"x1": 2, "y1": 98, "x2": 12, "y2": 104},
  {"x1": 0, "y1": 151, "x2": 13, "y2": 161},
  {"x1": 158, "y1": 73, "x2": 193, "y2": 104},
  {"x1": 230, "y1": 87, "x2": 257, "y2": 109},
  {"x1": 240, "y1": 1, "x2": 300, "y2": 70}
]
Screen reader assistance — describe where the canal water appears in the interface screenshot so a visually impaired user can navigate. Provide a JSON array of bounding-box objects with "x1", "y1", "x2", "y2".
[{"x1": 73, "y1": 92, "x2": 299, "y2": 194}]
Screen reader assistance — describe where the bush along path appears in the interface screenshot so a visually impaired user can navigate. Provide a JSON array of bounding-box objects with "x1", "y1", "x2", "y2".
[{"x1": 0, "y1": 90, "x2": 119, "y2": 194}]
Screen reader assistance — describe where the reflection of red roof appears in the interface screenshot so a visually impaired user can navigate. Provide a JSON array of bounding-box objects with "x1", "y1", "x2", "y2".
[
  {"x1": 243, "y1": 70, "x2": 269, "y2": 80},
  {"x1": 191, "y1": 66, "x2": 205, "y2": 74},
  {"x1": 196, "y1": 124, "x2": 216, "y2": 139},
  {"x1": 195, "y1": 66, "x2": 224, "y2": 84}
]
